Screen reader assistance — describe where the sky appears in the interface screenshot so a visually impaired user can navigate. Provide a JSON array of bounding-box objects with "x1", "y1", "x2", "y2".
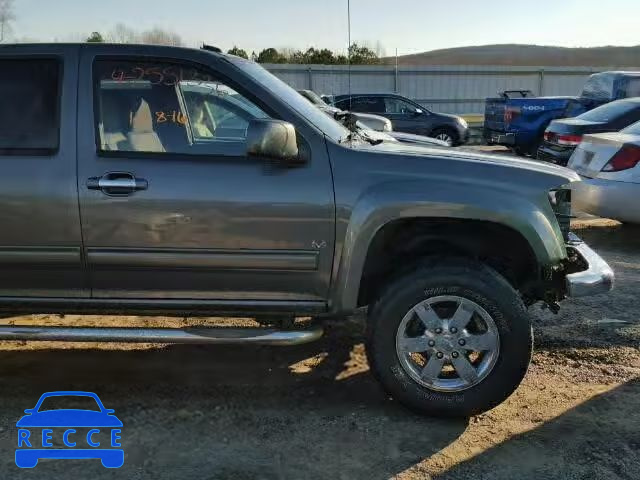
[{"x1": 10, "y1": 0, "x2": 640, "y2": 55}]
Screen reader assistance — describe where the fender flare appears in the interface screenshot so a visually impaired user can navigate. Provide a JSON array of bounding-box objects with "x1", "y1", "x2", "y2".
[{"x1": 330, "y1": 180, "x2": 565, "y2": 312}]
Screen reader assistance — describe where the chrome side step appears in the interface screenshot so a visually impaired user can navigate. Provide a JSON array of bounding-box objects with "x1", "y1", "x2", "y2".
[{"x1": 0, "y1": 326, "x2": 323, "y2": 346}]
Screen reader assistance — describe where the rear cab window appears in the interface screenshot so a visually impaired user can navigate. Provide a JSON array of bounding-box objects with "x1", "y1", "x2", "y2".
[{"x1": 0, "y1": 59, "x2": 61, "y2": 155}]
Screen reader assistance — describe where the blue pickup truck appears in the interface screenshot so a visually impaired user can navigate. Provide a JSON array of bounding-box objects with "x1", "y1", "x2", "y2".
[{"x1": 484, "y1": 71, "x2": 640, "y2": 155}]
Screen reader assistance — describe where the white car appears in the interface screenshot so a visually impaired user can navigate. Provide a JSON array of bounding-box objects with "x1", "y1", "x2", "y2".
[{"x1": 568, "y1": 121, "x2": 640, "y2": 223}]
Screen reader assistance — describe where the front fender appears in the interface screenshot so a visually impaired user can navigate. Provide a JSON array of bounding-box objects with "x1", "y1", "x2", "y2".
[{"x1": 330, "y1": 180, "x2": 565, "y2": 313}]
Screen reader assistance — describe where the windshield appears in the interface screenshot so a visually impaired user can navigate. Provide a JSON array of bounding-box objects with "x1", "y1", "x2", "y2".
[
  {"x1": 227, "y1": 57, "x2": 349, "y2": 142},
  {"x1": 577, "y1": 99, "x2": 640, "y2": 123}
]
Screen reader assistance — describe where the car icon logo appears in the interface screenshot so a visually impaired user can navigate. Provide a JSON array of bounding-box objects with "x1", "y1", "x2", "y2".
[{"x1": 15, "y1": 391, "x2": 123, "y2": 468}]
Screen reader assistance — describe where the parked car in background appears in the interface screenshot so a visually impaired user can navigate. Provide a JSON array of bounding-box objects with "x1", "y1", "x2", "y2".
[
  {"x1": 297, "y1": 89, "x2": 392, "y2": 132},
  {"x1": 331, "y1": 93, "x2": 469, "y2": 146},
  {"x1": 568, "y1": 121, "x2": 640, "y2": 223},
  {"x1": 484, "y1": 71, "x2": 640, "y2": 156},
  {"x1": 538, "y1": 98, "x2": 640, "y2": 165},
  {"x1": 299, "y1": 89, "x2": 447, "y2": 147}
]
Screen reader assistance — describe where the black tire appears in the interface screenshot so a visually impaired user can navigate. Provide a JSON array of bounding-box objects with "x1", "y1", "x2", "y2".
[
  {"x1": 365, "y1": 257, "x2": 532, "y2": 417},
  {"x1": 512, "y1": 146, "x2": 528, "y2": 157},
  {"x1": 429, "y1": 127, "x2": 458, "y2": 146},
  {"x1": 514, "y1": 140, "x2": 541, "y2": 157}
]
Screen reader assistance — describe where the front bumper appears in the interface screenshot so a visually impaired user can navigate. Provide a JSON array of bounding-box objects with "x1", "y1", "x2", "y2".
[
  {"x1": 565, "y1": 235, "x2": 614, "y2": 297},
  {"x1": 457, "y1": 126, "x2": 471, "y2": 145}
]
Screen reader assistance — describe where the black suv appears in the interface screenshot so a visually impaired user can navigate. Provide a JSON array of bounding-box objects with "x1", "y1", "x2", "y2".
[{"x1": 332, "y1": 93, "x2": 469, "y2": 146}]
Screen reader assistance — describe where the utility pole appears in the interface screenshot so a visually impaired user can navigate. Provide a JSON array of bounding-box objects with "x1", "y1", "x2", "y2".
[
  {"x1": 347, "y1": 0, "x2": 352, "y2": 108},
  {"x1": 395, "y1": 48, "x2": 399, "y2": 93},
  {"x1": 0, "y1": 0, "x2": 15, "y2": 43}
]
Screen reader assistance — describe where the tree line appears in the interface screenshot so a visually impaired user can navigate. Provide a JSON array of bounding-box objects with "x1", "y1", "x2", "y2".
[
  {"x1": 87, "y1": 30, "x2": 380, "y2": 65},
  {"x1": 86, "y1": 24, "x2": 183, "y2": 47},
  {"x1": 86, "y1": 27, "x2": 381, "y2": 65},
  {"x1": 227, "y1": 44, "x2": 381, "y2": 65}
]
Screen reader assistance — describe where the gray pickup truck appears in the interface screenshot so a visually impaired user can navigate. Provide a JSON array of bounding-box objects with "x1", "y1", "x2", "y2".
[{"x1": 0, "y1": 43, "x2": 613, "y2": 417}]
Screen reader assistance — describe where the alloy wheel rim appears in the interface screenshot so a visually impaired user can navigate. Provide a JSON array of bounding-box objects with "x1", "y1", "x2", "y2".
[
  {"x1": 435, "y1": 133, "x2": 453, "y2": 145},
  {"x1": 395, "y1": 295, "x2": 500, "y2": 392}
]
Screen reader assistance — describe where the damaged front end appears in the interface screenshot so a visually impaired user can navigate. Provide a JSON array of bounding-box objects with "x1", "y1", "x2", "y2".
[{"x1": 543, "y1": 187, "x2": 614, "y2": 310}]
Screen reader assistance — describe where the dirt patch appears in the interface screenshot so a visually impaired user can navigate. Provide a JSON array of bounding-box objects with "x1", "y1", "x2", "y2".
[{"x1": 0, "y1": 220, "x2": 638, "y2": 479}]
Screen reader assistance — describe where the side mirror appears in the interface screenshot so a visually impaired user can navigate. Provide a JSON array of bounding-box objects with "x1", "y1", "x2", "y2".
[
  {"x1": 24, "y1": 409, "x2": 34, "y2": 414},
  {"x1": 105, "y1": 409, "x2": 115, "y2": 414},
  {"x1": 246, "y1": 119, "x2": 303, "y2": 166}
]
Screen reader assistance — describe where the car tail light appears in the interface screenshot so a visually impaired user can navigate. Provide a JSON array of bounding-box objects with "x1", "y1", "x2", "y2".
[
  {"x1": 504, "y1": 106, "x2": 520, "y2": 125},
  {"x1": 602, "y1": 145, "x2": 640, "y2": 172},
  {"x1": 556, "y1": 134, "x2": 583, "y2": 146}
]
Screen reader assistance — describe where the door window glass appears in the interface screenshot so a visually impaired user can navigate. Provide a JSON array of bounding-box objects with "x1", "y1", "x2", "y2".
[
  {"x1": 384, "y1": 97, "x2": 419, "y2": 114},
  {"x1": 93, "y1": 60, "x2": 270, "y2": 155},
  {"x1": 340, "y1": 97, "x2": 385, "y2": 113}
]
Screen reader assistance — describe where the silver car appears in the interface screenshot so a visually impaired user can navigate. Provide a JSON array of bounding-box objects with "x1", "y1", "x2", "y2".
[{"x1": 568, "y1": 121, "x2": 640, "y2": 223}]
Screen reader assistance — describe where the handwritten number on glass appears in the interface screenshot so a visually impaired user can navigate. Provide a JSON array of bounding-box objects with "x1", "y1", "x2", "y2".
[
  {"x1": 110, "y1": 65, "x2": 212, "y2": 86},
  {"x1": 155, "y1": 111, "x2": 187, "y2": 125}
]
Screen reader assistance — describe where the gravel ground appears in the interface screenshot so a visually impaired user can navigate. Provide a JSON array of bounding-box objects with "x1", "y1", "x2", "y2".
[{"x1": 0, "y1": 219, "x2": 638, "y2": 479}]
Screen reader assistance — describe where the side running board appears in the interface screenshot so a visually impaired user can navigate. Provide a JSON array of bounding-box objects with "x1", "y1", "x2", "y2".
[{"x1": 0, "y1": 325, "x2": 323, "y2": 346}]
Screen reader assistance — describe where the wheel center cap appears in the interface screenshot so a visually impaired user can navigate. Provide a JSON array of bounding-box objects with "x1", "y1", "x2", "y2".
[{"x1": 438, "y1": 336, "x2": 456, "y2": 353}]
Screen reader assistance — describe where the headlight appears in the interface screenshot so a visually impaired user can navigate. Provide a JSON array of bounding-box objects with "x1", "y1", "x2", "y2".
[
  {"x1": 549, "y1": 188, "x2": 572, "y2": 241},
  {"x1": 382, "y1": 122, "x2": 392, "y2": 132},
  {"x1": 458, "y1": 118, "x2": 468, "y2": 128}
]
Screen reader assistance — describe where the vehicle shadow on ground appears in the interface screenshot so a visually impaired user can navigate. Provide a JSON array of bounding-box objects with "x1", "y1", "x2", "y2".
[
  {"x1": 436, "y1": 377, "x2": 640, "y2": 479},
  {"x1": 0, "y1": 319, "x2": 467, "y2": 480}
]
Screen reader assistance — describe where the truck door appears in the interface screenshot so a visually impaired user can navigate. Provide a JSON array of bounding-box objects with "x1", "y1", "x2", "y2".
[
  {"x1": 0, "y1": 45, "x2": 85, "y2": 298},
  {"x1": 76, "y1": 46, "x2": 335, "y2": 306}
]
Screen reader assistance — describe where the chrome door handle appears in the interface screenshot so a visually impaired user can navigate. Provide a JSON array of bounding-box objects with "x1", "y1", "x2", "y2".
[{"x1": 87, "y1": 172, "x2": 148, "y2": 196}]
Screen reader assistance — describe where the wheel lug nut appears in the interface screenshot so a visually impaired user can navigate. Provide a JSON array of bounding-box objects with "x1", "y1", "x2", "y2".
[
  {"x1": 450, "y1": 327, "x2": 458, "y2": 334},
  {"x1": 428, "y1": 340, "x2": 436, "y2": 347},
  {"x1": 436, "y1": 352, "x2": 444, "y2": 359},
  {"x1": 458, "y1": 339, "x2": 466, "y2": 346},
  {"x1": 451, "y1": 351, "x2": 459, "y2": 358},
  {"x1": 435, "y1": 328, "x2": 443, "y2": 334}
]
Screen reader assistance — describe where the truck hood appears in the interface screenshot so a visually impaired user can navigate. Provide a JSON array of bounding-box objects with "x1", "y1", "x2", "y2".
[{"x1": 354, "y1": 140, "x2": 580, "y2": 188}]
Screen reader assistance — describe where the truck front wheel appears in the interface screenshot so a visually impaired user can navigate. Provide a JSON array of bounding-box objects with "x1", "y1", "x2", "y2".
[{"x1": 365, "y1": 258, "x2": 532, "y2": 417}]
